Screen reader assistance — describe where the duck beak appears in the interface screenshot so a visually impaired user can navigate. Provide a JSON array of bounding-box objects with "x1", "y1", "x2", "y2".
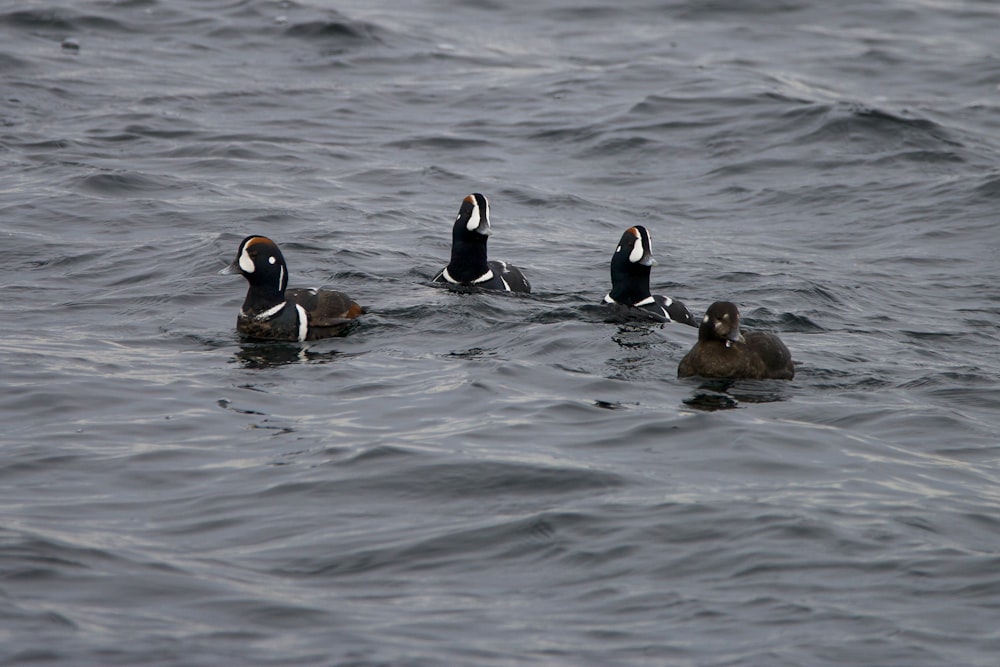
[
  {"x1": 639, "y1": 254, "x2": 657, "y2": 267},
  {"x1": 715, "y1": 317, "x2": 742, "y2": 347},
  {"x1": 723, "y1": 327, "x2": 742, "y2": 347},
  {"x1": 218, "y1": 261, "x2": 240, "y2": 276}
]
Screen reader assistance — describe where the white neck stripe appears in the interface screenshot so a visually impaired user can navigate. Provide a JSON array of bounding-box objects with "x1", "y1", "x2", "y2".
[
  {"x1": 250, "y1": 302, "x2": 286, "y2": 321},
  {"x1": 471, "y1": 269, "x2": 494, "y2": 284},
  {"x1": 441, "y1": 267, "x2": 494, "y2": 285}
]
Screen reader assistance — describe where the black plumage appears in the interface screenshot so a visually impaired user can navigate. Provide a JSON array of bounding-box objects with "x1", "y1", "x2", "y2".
[
  {"x1": 602, "y1": 225, "x2": 697, "y2": 326},
  {"x1": 220, "y1": 235, "x2": 363, "y2": 342},
  {"x1": 433, "y1": 193, "x2": 530, "y2": 293}
]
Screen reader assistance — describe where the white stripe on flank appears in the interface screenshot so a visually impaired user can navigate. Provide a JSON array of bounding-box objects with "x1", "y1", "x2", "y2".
[
  {"x1": 634, "y1": 296, "x2": 656, "y2": 306},
  {"x1": 295, "y1": 304, "x2": 308, "y2": 342},
  {"x1": 441, "y1": 267, "x2": 460, "y2": 284},
  {"x1": 603, "y1": 294, "x2": 617, "y2": 304}
]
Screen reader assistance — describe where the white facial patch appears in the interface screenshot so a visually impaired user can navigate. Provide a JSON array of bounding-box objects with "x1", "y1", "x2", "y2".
[
  {"x1": 703, "y1": 314, "x2": 710, "y2": 323},
  {"x1": 269, "y1": 256, "x2": 276, "y2": 264},
  {"x1": 465, "y1": 201, "x2": 481, "y2": 231},
  {"x1": 628, "y1": 237, "x2": 644, "y2": 264},
  {"x1": 238, "y1": 246, "x2": 256, "y2": 273}
]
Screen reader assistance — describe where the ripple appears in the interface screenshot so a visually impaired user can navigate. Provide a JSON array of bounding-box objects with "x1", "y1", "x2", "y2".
[{"x1": 72, "y1": 171, "x2": 184, "y2": 196}]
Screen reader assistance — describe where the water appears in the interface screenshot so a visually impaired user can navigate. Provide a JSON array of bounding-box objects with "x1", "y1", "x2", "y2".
[{"x1": 2, "y1": 1, "x2": 1000, "y2": 665}]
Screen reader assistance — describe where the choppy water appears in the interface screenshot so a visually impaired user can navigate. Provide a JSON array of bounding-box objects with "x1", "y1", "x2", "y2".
[{"x1": 2, "y1": 1, "x2": 1000, "y2": 665}]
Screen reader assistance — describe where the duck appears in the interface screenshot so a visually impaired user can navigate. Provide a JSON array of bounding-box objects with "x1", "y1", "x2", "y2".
[
  {"x1": 677, "y1": 301, "x2": 794, "y2": 379},
  {"x1": 220, "y1": 235, "x2": 363, "y2": 342},
  {"x1": 602, "y1": 225, "x2": 697, "y2": 325},
  {"x1": 433, "y1": 193, "x2": 530, "y2": 293}
]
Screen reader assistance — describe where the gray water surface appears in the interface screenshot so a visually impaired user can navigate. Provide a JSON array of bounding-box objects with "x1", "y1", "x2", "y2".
[{"x1": 2, "y1": 1, "x2": 1000, "y2": 665}]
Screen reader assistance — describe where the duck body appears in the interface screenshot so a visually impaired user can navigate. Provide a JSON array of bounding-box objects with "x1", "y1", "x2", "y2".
[
  {"x1": 221, "y1": 235, "x2": 363, "y2": 342},
  {"x1": 677, "y1": 301, "x2": 794, "y2": 380},
  {"x1": 602, "y1": 225, "x2": 697, "y2": 326},
  {"x1": 433, "y1": 193, "x2": 530, "y2": 293}
]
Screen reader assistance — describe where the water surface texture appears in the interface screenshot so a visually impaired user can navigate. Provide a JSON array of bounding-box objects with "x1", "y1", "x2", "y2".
[{"x1": 2, "y1": 1, "x2": 1000, "y2": 665}]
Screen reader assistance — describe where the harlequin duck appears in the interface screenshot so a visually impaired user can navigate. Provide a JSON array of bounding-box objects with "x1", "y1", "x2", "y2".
[
  {"x1": 219, "y1": 235, "x2": 363, "y2": 342},
  {"x1": 602, "y1": 225, "x2": 697, "y2": 326},
  {"x1": 433, "y1": 193, "x2": 531, "y2": 293},
  {"x1": 677, "y1": 301, "x2": 794, "y2": 379}
]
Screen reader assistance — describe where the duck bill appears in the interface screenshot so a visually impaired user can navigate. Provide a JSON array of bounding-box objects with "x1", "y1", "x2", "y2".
[
  {"x1": 639, "y1": 254, "x2": 657, "y2": 267},
  {"x1": 218, "y1": 261, "x2": 240, "y2": 275},
  {"x1": 723, "y1": 328, "x2": 742, "y2": 348}
]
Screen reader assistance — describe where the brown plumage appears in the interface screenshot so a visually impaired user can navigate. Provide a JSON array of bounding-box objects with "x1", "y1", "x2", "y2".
[{"x1": 677, "y1": 301, "x2": 794, "y2": 380}]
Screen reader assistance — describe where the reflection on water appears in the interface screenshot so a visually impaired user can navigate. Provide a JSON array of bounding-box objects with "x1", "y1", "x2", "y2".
[
  {"x1": 605, "y1": 324, "x2": 666, "y2": 381},
  {"x1": 447, "y1": 346, "x2": 498, "y2": 360},
  {"x1": 682, "y1": 378, "x2": 792, "y2": 411},
  {"x1": 233, "y1": 343, "x2": 341, "y2": 369},
  {"x1": 684, "y1": 388, "x2": 741, "y2": 411},
  {"x1": 611, "y1": 324, "x2": 663, "y2": 348}
]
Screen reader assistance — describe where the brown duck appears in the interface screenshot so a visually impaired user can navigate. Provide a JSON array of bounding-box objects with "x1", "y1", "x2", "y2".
[{"x1": 678, "y1": 301, "x2": 794, "y2": 380}]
